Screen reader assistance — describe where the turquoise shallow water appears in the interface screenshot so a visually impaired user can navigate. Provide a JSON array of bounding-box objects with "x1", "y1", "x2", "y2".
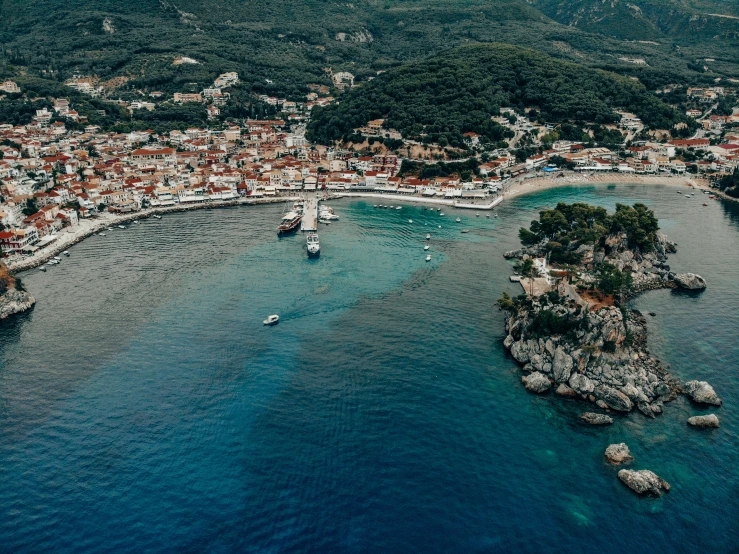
[{"x1": 0, "y1": 185, "x2": 737, "y2": 552}]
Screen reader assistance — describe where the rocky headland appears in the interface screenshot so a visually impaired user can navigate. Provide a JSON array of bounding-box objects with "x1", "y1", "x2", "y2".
[{"x1": 0, "y1": 266, "x2": 35, "y2": 320}]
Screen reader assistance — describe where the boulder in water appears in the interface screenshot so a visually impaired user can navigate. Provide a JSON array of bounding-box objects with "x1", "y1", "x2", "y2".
[
  {"x1": 673, "y1": 273, "x2": 707, "y2": 290},
  {"x1": 687, "y1": 414, "x2": 720, "y2": 428},
  {"x1": 618, "y1": 469, "x2": 670, "y2": 496},
  {"x1": 684, "y1": 380, "x2": 722, "y2": 406},
  {"x1": 594, "y1": 385, "x2": 633, "y2": 412},
  {"x1": 605, "y1": 443, "x2": 634, "y2": 465},
  {"x1": 555, "y1": 383, "x2": 578, "y2": 397},
  {"x1": 522, "y1": 372, "x2": 551, "y2": 394}
]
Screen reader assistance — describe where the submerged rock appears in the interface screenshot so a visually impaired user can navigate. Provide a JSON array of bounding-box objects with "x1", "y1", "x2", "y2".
[
  {"x1": 684, "y1": 380, "x2": 722, "y2": 406},
  {"x1": 605, "y1": 443, "x2": 634, "y2": 465},
  {"x1": 522, "y1": 372, "x2": 551, "y2": 393},
  {"x1": 580, "y1": 412, "x2": 613, "y2": 425},
  {"x1": 618, "y1": 469, "x2": 671, "y2": 496},
  {"x1": 673, "y1": 273, "x2": 707, "y2": 290},
  {"x1": 687, "y1": 414, "x2": 720, "y2": 428}
]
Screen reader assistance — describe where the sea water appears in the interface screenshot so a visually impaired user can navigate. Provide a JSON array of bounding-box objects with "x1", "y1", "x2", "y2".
[{"x1": 0, "y1": 185, "x2": 737, "y2": 552}]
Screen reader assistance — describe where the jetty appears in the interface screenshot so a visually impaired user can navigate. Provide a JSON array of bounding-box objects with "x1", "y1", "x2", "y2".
[{"x1": 301, "y1": 195, "x2": 319, "y2": 232}]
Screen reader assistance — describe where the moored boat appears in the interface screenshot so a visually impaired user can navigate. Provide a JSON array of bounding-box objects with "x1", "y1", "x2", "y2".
[
  {"x1": 307, "y1": 233, "x2": 320, "y2": 257},
  {"x1": 278, "y1": 211, "x2": 302, "y2": 235}
]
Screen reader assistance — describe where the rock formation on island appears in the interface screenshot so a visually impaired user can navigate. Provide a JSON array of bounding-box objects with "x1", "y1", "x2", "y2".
[{"x1": 498, "y1": 203, "x2": 720, "y2": 419}]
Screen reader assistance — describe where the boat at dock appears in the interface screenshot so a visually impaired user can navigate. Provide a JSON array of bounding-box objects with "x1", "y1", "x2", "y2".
[
  {"x1": 153, "y1": 215, "x2": 162, "y2": 219},
  {"x1": 307, "y1": 233, "x2": 320, "y2": 257},
  {"x1": 118, "y1": 225, "x2": 126, "y2": 229},
  {"x1": 319, "y1": 207, "x2": 339, "y2": 221},
  {"x1": 278, "y1": 211, "x2": 302, "y2": 235},
  {"x1": 63, "y1": 251, "x2": 70, "y2": 256},
  {"x1": 263, "y1": 314, "x2": 280, "y2": 326}
]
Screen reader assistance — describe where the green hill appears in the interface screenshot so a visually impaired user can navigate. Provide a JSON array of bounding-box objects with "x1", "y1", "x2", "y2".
[
  {"x1": 0, "y1": 0, "x2": 735, "y2": 99},
  {"x1": 307, "y1": 43, "x2": 692, "y2": 147}
]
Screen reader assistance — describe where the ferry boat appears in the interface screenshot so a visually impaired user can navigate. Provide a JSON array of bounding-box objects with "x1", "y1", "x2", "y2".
[
  {"x1": 278, "y1": 211, "x2": 302, "y2": 235},
  {"x1": 307, "y1": 233, "x2": 320, "y2": 257}
]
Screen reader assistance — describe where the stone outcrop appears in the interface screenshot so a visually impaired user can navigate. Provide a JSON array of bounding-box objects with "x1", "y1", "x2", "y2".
[
  {"x1": 687, "y1": 414, "x2": 720, "y2": 428},
  {"x1": 580, "y1": 412, "x2": 613, "y2": 425},
  {"x1": 0, "y1": 289, "x2": 35, "y2": 320},
  {"x1": 503, "y1": 303, "x2": 678, "y2": 416},
  {"x1": 684, "y1": 380, "x2": 722, "y2": 406},
  {"x1": 673, "y1": 273, "x2": 707, "y2": 290},
  {"x1": 605, "y1": 443, "x2": 633, "y2": 464},
  {"x1": 522, "y1": 371, "x2": 551, "y2": 393},
  {"x1": 618, "y1": 469, "x2": 671, "y2": 496}
]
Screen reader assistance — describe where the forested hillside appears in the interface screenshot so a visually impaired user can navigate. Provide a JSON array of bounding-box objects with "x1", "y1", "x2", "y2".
[
  {"x1": 307, "y1": 44, "x2": 692, "y2": 147},
  {"x1": 0, "y1": 0, "x2": 736, "y2": 99}
]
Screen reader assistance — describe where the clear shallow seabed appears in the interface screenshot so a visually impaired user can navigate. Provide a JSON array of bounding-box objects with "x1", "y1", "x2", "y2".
[{"x1": 0, "y1": 185, "x2": 737, "y2": 552}]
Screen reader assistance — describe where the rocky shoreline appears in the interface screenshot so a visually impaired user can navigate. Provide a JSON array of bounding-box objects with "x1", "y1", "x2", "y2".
[{"x1": 0, "y1": 288, "x2": 35, "y2": 321}]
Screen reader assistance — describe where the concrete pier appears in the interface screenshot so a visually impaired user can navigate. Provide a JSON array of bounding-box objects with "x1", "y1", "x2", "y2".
[{"x1": 301, "y1": 195, "x2": 319, "y2": 232}]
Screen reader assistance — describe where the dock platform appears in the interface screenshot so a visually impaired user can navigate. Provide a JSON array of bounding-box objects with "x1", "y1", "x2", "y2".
[{"x1": 301, "y1": 196, "x2": 318, "y2": 232}]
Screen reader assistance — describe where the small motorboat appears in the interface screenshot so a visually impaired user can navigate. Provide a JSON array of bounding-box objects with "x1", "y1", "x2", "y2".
[
  {"x1": 494, "y1": 214, "x2": 498, "y2": 218},
  {"x1": 408, "y1": 219, "x2": 413, "y2": 223},
  {"x1": 426, "y1": 234, "x2": 431, "y2": 240},
  {"x1": 439, "y1": 213, "x2": 444, "y2": 216},
  {"x1": 39, "y1": 266, "x2": 47, "y2": 272},
  {"x1": 456, "y1": 217, "x2": 461, "y2": 223},
  {"x1": 52, "y1": 256, "x2": 61, "y2": 261},
  {"x1": 437, "y1": 208, "x2": 441, "y2": 212},
  {"x1": 425, "y1": 254, "x2": 432, "y2": 262},
  {"x1": 476, "y1": 213, "x2": 480, "y2": 217},
  {"x1": 133, "y1": 220, "x2": 139, "y2": 224},
  {"x1": 107, "y1": 227, "x2": 114, "y2": 231},
  {"x1": 154, "y1": 215, "x2": 162, "y2": 219},
  {"x1": 263, "y1": 315, "x2": 280, "y2": 326},
  {"x1": 438, "y1": 225, "x2": 441, "y2": 229},
  {"x1": 119, "y1": 225, "x2": 126, "y2": 229},
  {"x1": 486, "y1": 215, "x2": 490, "y2": 218},
  {"x1": 63, "y1": 251, "x2": 70, "y2": 256},
  {"x1": 99, "y1": 233, "x2": 106, "y2": 236},
  {"x1": 703, "y1": 203, "x2": 708, "y2": 206},
  {"x1": 389, "y1": 205, "x2": 394, "y2": 209},
  {"x1": 424, "y1": 245, "x2": 430, "y2": 251},
  {"x1": 685, "y1": 195, "x2": 691, "y2": 198},
  {"x1": 374, "y1": 205, "x2": 378, "y2": 208},
  {"x1": 461, "y1": 229, "x2": 469, "y2": 234},
  {"x1": 396, "y1": 206, "x2": 402, "y2": 210},
  {"x1": 677, "y1": 191, "x2": 683, "y2": 194}
]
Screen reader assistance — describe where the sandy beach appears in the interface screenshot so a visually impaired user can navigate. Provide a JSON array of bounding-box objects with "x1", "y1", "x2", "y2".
[{"x1": 503, "y1": 173, "x2": 709, "y2": 199}]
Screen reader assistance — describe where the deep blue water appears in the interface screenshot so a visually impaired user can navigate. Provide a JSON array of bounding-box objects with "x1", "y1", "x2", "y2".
[{"x1": 1, "y1": 185, "x2": 738, "y2": 552}]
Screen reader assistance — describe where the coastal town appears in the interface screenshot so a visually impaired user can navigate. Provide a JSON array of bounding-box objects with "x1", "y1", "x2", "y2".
[{"x1": 0, "y1": 75, "x2": 738, "y2": 271}]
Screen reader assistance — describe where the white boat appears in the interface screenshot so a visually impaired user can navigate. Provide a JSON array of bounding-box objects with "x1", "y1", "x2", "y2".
[
  {"x1": 685, "y1": 195, "x2": 691, "y2": 198},
  {"x1": 494, "y1": 214, "x2": 498, "y2": 218},
  {"x1": 63, "y1": 251, "x2": 70, "y2": 256},
  {"x1": 438, "y1": 225, "x2": 442, "y2": 229},
  {"x1": 52, "y1": 256, "x2": 61, "y2": 261},
  {"x1": 319, "y1": 210, "x2": 339, "y2": 221},
  {"x1": 99, "y1": 233, "x2": 106, "y2": 236},
  {"x1": 486, "y1": 215, "x2": 490, "y2": 218},
  {"x1": 396, "y1": 206, "x2": 402, "y2": 210},
  {"x1": 153, "y1": 215, "x2": 162, "y2": 219},
  {"x1": 389, "y1": 205, "x2": 394, "y2": 209},
  {"x1": 49, "y1": 260, "x2": 59, "y2": 265},
  {"x1": 425, "y1": 254, "x2": 432, "y2": 262},
  {"x1": 440, "y1": 213, "x2": 444, "y2": 216},
  {"x1": 424, "y1": 245, "x2": 430, "y2": 251},
  {"x1": 118, "y1": 225, "x2": 126, "y2": 229},
  {"x1": 39, "y1": 266, "x2": 46, "y2": 272},
  {"x1": 307, "y1": 233, "x2": 320, "y2": 257},
  {"x1": 437, "y1": 208, "x2": 441, "y2": 212},
  {"x1": 426, "y1": 233, "x2": 431, "y2": 240},
  {"x1": 408, "y1": 219, "x2": 413, "y2": 223},
  {"x1": 461, "y1": 229, "x2": 469, "y2": 233},
  {"x1": 108, "y1": 227, "x2": 114, "y2": 231},
  {"x1": 476, "y1": 213, "x2": 480, "y2": 217},
  {"x1": 456, "y1": 217, "x2": 461, "y2": 223},
  {"x1": 263, "y1": 314, "x2": 280, "y2": 326}
]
